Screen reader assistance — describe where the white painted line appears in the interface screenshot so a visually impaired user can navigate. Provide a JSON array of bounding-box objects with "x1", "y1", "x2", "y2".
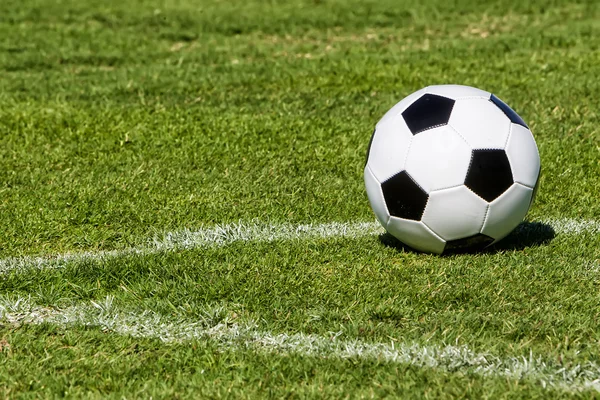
[
  {"x1": 1, "y1": 296, "x2": 599, "y2": 392},
  {"x1": 0, "y1": 221, "x2": 382, "y2": 274},
  {"x1": 154, "y1": 220, "x2": 382, "y2": 250},
  {"x1": 0, "y1": 218, "x2": 598, "y2": 275},
  {"x1": 541, "y1": 218, "x2": 600, "y2": 235}
]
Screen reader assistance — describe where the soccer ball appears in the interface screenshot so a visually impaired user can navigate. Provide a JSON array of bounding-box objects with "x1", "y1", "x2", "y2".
[{"x1": 364, "y1": 85, "x2": 540, "y2": 254}]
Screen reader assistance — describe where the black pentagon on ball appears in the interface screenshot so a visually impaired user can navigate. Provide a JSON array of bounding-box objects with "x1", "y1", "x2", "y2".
[
  {"x1": 402, "y1": 94, "x2": 455, "y2": 135},
  {"x1": 465, "y1": 149, "x2": 513, "y2": 202},
  {"x1": 381, "y1": 171, "x2": 428, "y2": 220},
  {"x1": 444, "y1": 233, "x2": 495, "y2": 253},
  {"x1": 490, "y1": 94, "x2": 528, "y2": 128}
]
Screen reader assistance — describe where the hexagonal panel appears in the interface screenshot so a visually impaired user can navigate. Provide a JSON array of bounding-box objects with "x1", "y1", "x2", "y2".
[
  {"x1": 490, "y1": 94, "x2": 528, "y2": 128},
  {"x1": 402, "y1": 94, "x2": 455, "y2": 135},
  {"x1": 444, "y1": 234, "x2": 494, "y2": 253},
  {"x1": 505, "y1": 124, "x2": 540, "y2": 188},
  {"x1": 482, "y1": 183, "x2": 533, "y2": 242},
  {"x1": 364, "y1": 165, "x2": 390, "y2": 227},
  {"x1": 422, "y1": 185, "x2": 488, "y2": 241},
  {"x1": 387, "y1": 217, "x2": 446, "y2": 254},
  {"x1": 465, "y1": 149, "x2": 513, "y2": 202},
  {"x1": 449, "y1": 98, "x2": 511, "y2": 149},
  {"x1": 405, "y1": 125, "x2": 472, "y2": 193},
  {"x1": 426, "y1": 85, "x2": 490, "y2": 100},
  {"x1": 381, "y1": 171, "x2": 428, "y2": 220},
  {"x1": 366, "y1": 115, "x2": 413, "y2": 183}
]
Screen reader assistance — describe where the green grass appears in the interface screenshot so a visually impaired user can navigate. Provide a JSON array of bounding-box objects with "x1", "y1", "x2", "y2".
[
  {"x1": 0, "y1": 323, "x2": 562, "y2": 399},
  {"x1": 1, "y1": 0, "x2": 600, "y2": 398}
]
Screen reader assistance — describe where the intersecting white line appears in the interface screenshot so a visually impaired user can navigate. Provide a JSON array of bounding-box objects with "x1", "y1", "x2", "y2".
[
  {"x1": 1, "y1": 296, "x2": 599, "y2": 393},
  {"x1": 0, "y1": 218, "x2": 597, "y2": 274}
]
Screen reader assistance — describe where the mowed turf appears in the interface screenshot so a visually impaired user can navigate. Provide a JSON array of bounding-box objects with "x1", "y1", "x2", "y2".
[{"x1": 1, "y1": 0, "x2": 600, "y2": 398}]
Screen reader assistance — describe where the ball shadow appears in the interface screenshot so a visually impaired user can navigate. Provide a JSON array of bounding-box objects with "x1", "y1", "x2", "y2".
[
  {"x1": 486, "y1": 221, "x2": 555, "y2": 253},
  {"x1": 378, "y1": 221, "x2": 556, "y2": 255}
]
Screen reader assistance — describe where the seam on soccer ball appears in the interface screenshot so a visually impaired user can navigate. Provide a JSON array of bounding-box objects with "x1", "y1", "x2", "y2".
[
  {"x1": 446, "y1": 123, "x2": 471, "y2": 147},
  {"x1": 464, "y1": 185, "x2": 488, "y2": 203},
  {"x1": 400, "y1": 135, "x2": 414, "y2": 171},
  {"x1": 421, "y1": 200, "x2": 429, "y2": 222},
  {"x1": 403, "y1": 170, "x2": 429, "y2": 202},
  {"x1": 421, "y1": 219, "x2": 445, "y2": 242},
  {"x1": 428, "y1": 183, "x2": 465, "y2": 193},
  {"x1": 384, "y1": 214, "x2": 391, "y2": 227},
  {"x1": 479, "y1": 204, "x2": 490, "y2": 233},
  {"x1": 465, "y1": 147, "x2": 475, "y2": 186},
  {"x1": 503, "y1": 122, "x2": 513, "y2": 149},
  {"x1": 412, "y1": 124, "x2": 447, "y2": 135},
  {"x1": 368, "y1": 165, "x2": 392, "y2": 227},
  {"x1": 454, "y1": 96, "x2": 490, "y2": 100},
  {"x1": 514, "y1": 181, "x2": 535, "y2": 190},
  {"x1": 379, "y1": 181, "x2": 392, "y2": 227},
  {"x1": 519, "y1": 165, "x2": 542, "y2": 191}
]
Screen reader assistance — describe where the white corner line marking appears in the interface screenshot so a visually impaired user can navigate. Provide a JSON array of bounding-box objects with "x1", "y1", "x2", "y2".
[
  {"x1": 0, "y1": 218, "x2": 598, "y2": 274},
  {"x1": 1, "y1": 296, "x2": 599, "y2": 393}
]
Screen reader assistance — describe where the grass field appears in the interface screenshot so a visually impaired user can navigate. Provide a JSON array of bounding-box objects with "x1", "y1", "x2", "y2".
[{"x1": 1, "y1": 0, "x2": 600, "y2": 397}]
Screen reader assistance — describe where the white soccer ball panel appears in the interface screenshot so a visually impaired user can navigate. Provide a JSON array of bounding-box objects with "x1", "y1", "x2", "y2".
[
  {"x1": 426, "y1": 84, "x2": 490, "y2": 100},
  {"x1": 505, "y1": 124, "x2": 540, "y2": 188},
  {"x1": 367, "y1": 117, "x2": 413, "y2": 182},
  {"x1": 386, "y1": 217, "x2": 446, "y2": 254},
  {"x1": 482, "y1": 183, "x2": 533, "y2": 242},
  {"x1": 404, "y1": 125, "x2": 471, "y2": 193},
  {"x1": 449, "y1": 98, "x2": 511, "y2": 149},
  {"x1": 364, "y1": 166, "x2": 390, "y2": 227},
  {"x1": 422, "y1": 186, "x2": 488, "y2": 241},
  {"x1": 377, "y1": 88, "x2": 428, "y2": 127}
]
